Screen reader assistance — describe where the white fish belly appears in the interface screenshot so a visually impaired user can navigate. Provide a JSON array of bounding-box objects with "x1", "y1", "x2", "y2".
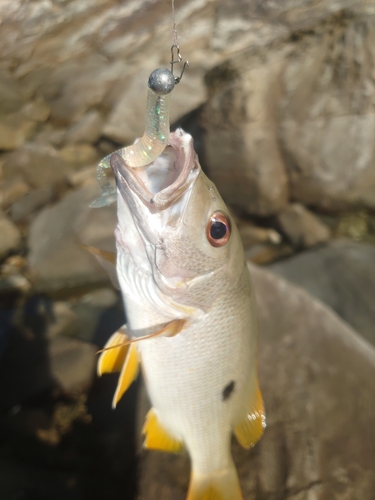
[{"x1": 137, "y1": 267, "x2": 257, "y2": 474}]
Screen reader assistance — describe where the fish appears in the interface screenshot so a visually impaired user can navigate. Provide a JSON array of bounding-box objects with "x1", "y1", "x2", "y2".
[{"x1": 94, "y1": 127, "x2": 266, "y2": 500}]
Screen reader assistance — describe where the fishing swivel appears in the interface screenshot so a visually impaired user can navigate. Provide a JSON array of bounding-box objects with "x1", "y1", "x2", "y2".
[{"x1": 170, "y1": 44, "x2": 189, "y2": 85}]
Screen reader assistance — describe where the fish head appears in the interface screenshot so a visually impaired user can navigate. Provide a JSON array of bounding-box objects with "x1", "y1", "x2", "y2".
[{"x1": 111, "y1": 129, "x2": 245, "y2": 322}]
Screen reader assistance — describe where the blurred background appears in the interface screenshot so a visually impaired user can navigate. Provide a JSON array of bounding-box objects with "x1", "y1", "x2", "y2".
[{"x1": 0, "y1": 0, "x2": 375, "y2": 499}]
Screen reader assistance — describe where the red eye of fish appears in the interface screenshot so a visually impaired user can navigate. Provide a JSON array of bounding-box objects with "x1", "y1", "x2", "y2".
[{"x1": 207, "y1": 211, "x2": 231, "y2": 247}]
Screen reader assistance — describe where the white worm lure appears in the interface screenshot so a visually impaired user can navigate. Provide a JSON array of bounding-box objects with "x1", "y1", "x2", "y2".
[{"x1": 91, "y1": 47, "x2": 188, "y2": 208}]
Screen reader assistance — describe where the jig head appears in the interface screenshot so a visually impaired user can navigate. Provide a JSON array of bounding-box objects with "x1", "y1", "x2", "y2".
[{"x1": 91, "y1": 49, "x2": 188, "y2": 208}]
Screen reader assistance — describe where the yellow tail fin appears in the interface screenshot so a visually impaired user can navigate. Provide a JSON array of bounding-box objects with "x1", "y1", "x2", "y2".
[{"x1": 187, "y1": 465, "x2": 243, "y2": 500}]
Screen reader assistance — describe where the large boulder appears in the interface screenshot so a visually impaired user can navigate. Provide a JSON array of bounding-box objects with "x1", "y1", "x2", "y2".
[
  {"x1": 268, "y1": 239, "x2": 375, "y2": 347},
  {"x1": 138, "y1": 263, "x2": 375, "y2": 499}
]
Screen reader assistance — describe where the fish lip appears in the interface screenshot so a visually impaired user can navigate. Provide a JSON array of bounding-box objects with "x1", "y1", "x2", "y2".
[{"x1": 110, "y1": 130, "x2": 198, "y2": 210}]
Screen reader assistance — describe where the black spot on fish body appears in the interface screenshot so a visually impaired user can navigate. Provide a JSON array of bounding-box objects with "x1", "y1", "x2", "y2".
[{"x1": 222, "y1": 380, "x2": 235, "y2": 401}]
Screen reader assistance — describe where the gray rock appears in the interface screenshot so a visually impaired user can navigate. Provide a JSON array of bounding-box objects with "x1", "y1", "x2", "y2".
[
  {"x1": 238, "y1": 223, "x2": 281, "y2": 248},
  {"x1": 73, "y1": 288, "x2": 118, "y2": 343},
  {"x1": 268, "y1": 239, "x2": 375, "y2": 347},
  {"x1": 59, "y1": 143, "x2": 98, "y2": 165},
  {"x1": 138, "y1": 263, "x2": 375, "y2": 499},
  {"x1": 203, "y1": 57, "x2": 290, "y2": 216},
  {"x1": 64, "y1": 110, "x2": 103, "y2": 145},
  {"x1": 46, "y1": 301, "x2": 80, "y2": 340},
  {"x1": 0, "y1": 73, "x2": 27, "y2": 114},
  {"x1": 27, "y1": 184, "x2": 116, "y2": 292},
  {"x1": 49, "y1": 336, "x2": 97, "y2": 394},
  {"x1": 277, "y1": 203, "x2": 331, "y2": 248},
  {"x1": 67, "y1": 165, "x2": 97, "y2": 188},
  {"x1": 2, "y1": 143, "x2": 74, "y2": 188},
  {"x1": 0, "y1": 212, "x2": 22, "y2": 259},
  {"x1": 0, "y1": 177, "x2": 30, "y2": 210},
  {"x1": 280, "y1": 16, "x2": 375, "y2": 211},
  {"x1": 10, "y1": 187, "x2": 54, "y2": 223},
  {"x1": 0, "y1": 274, "x2": 31, "y2": 294},
  {"x1": 21, "y1": 98, "x2": 50, "y2": 122},
  {"x1": 0, "y1": 115, "x2": 37, "y2": 150}
]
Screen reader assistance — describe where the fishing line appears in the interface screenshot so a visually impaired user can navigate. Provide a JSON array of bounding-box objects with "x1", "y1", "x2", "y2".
[{"x1": 171, "y1": 0, "x2": 178, "y2": 47}]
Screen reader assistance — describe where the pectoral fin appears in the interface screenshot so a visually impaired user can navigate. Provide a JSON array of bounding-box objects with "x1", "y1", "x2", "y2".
[
  {"x1": 142, "y1": 408, "x2": 183, "y2": 453},
  {"x1": 234, "y1": 383, "x2": 266, "y2": 449},
  {"x1": 97, "y1": 328, "x2": 128, "y2": 376},
  {"x1": 112, "y1": 342, "x2": 139, "y2": 408}
]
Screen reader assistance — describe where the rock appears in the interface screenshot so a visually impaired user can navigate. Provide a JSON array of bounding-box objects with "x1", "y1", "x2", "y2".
[
  {"x1": 276, "y1": 203, "x2": 331, "y2": 248},
  {"x1": 72, "y1": 288, "x2": 118, "y2": 343},
  {"x1": 0, "y1": 274, "x2": 31, "y2": 295},
  {"x1": 64, "y1": 110, "x2": 103, "y2": 145},
  {"x1": 0, "y1": 115, "x2": 37, "y2": 150},
  {"x1": 67, "y1": 165, "x2": 97, "y2": 188},
  {"x1": 0, "y1": 73, "x2": 27, "y2": 114},
  {"x1": 268, "y1": 239, "x2": 375, "y2": 347},
  {"x1": 280, "y1": 16, "x2": 375, "y2": 211},
  {"x1": 2, "y1": 143, "x2": 74, "y2": 189},
  {"x1": 10, "y1": 187, "x2": 54, "y2": 223},
  {"x1": 46, "y1": 301, "x2": 80, "y2": 340},
  {"x1": 21, "y1": 98, "x2": 50, "y2": 122},
  {"x1": 245, "y1": 243, "x2": 294, "y2": 265},
  {"x1": 34, "y1": 125, "x2": 66, "y2": 148},
  {"x1": 0, "y1": 255, "x2": 27, "y2": 275},
  {"x1": 0, "y1": 212, "x2": 22, "y2": 259},
  {"x1": 27, "y1": 184, "x2": 116, "y2": 292},
  {"x1": 49, "y1": 336, "x2": 97, "y2": 394},
  {"x1": 59, "y1": 143, "x2": 98, "y2": 165},
  {"x1": 203, "y1": 55, "x2": 290, "y2": 216},
  {"x1": 138, "y1": 263, "x2": 375, "y2": 499},
  {"x1": 237, "y1": 221, "x2": 281, "y2": 248},
  {"x1": 48, "y1": 58, "x2": 125, "y2": 125},
  {"x1": 0, "y1": 177, "x2": 30, "y2": 210}
]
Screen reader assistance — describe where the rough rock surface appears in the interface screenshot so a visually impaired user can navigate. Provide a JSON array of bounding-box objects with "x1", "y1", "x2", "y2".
[
  {"x1": 0, "y1": 212, "x2": 22, "y2": 259},
  {"x1": 138, "y1": 263, "x2": 375, "y2": 500},
  {"x1": 27, "y1": 184, "x2": 116, "y2": 292},
  {"x1": 276, "y1": 203, "x2": 331, "y2": 248},
  {"x1": 49, "y1": 336, "x2": 97, "y2": 394},
  {"x1": 203, "y1": 5, "x2": 375, "y2": 214},
  {"x1": 269, "y1": 239, "x2": 375, "y2": 347}
]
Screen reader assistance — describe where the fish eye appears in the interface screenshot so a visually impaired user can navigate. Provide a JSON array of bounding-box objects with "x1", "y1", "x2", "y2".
[{"x1": 206, "y1": 211, "x2": 231, "y2": 247}]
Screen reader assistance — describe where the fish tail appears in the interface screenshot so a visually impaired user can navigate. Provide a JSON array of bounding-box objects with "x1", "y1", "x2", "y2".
[{"x1": 186, "y1": 462, "x2": 243, "y2": 500}]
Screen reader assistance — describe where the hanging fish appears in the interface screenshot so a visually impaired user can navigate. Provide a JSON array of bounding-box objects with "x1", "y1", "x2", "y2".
[{"x1": 91, "y1": 55, "x2": 265, "y2": 500}]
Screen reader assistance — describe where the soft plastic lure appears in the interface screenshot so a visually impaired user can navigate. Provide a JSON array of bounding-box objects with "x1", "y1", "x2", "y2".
[{"x1": 91, "y1": 48, "x2": 187, "y2": 208}]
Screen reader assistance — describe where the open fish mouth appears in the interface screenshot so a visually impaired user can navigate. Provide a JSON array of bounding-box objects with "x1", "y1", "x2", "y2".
[{"x1": 110, "y1": 129, "x2": 198, "y2": 210}]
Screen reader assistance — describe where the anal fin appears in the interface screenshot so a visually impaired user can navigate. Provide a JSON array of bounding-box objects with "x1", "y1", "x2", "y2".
[
  {"x1": 234, "y1": 383, "x2": 266, "y2": 449},
  {"x1": 142, "y1": 408, "x2": 183, "y2": 453}
]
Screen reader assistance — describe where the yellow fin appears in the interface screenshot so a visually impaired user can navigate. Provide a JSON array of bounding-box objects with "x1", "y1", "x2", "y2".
[
  {"x1": 187, "y1": 466, "x2": 243, "y2": 500},
  {"x1": 97, "y1": 329, "x2": 129, "y2": 376},
  {"x1": 142, "y1": 408, "x2": 183, "y2": 453},
  {"x1": 112, "y1": 342, "x2": 139, "y2": 408},
  {"x1": 234, "y1": 384, "x2": 266, "y2": 449}
]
